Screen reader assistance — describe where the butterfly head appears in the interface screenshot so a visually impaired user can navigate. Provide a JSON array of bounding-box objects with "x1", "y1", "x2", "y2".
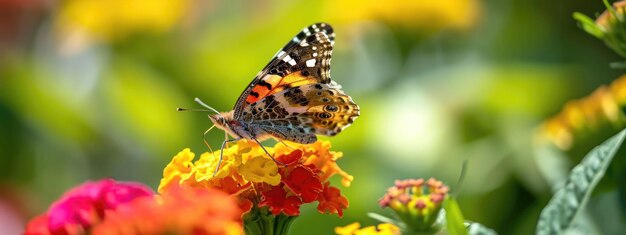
[
  {"x1": 208, "y1": 111, "x2": 244, "y2": 138},
  {"x1": 208, "y1": 112, "x2": 231, "y2": 128}
]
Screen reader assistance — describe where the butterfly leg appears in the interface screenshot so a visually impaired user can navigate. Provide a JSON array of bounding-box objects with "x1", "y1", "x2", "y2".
[
  {"x1": 213, "y1": 138, "x2": 241, "y2": 177},
  {"x1": 202, "y1": 125, "x2": 216, "y2": 153},
  {"x1": 224, "y1": 131, "x2": 232, "y2": 147},
  {"x1": 251, "y1": 138, "x2": 287, "y2": 166}
]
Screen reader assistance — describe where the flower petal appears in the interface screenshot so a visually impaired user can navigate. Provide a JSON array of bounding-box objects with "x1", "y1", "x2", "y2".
[
  {"x1": 317, "y1": 183, "x2": 349, "y2": 217},
  {"x1": 259, "y1": 187, "x2": 302, "y2": 216}
]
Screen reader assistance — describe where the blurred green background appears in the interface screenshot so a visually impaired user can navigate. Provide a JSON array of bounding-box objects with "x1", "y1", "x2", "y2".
[{"x1": 1, "y1": 0, "x2": 625, "y2": 234}]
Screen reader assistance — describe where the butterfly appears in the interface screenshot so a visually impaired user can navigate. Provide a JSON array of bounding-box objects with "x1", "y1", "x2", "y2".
[{"x1": 185, "y1": 23, "x2": 359, "y2": 172}]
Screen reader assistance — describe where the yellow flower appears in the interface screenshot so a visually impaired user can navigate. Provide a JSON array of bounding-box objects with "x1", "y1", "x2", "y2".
[
  {"x1": 238, "y1": 156, "x2": 281, "y2": 186},
  {"x1": 55, "y1": 0, "x2": 190, "y2": 41},
  {"x1": 194, "y1": 151, "x2": 239, "y2": 181},
  {"x1": 376, "y1": 224, "x2": 401, "y2": 234},
  {"x1": 336, "y1": 222, "x2": 362, "y2": 235},
  {"x1": 325, "y1": 0, "x2": 480, "y2": 32},
  {"x1": 158, "y1": 148, "x2": 195, "y2": 193},
  {"x1": 335, "y1": 222, "x2": 400, "y2": 235}
]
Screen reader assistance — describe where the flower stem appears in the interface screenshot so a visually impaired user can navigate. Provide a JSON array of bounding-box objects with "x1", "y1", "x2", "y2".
[
  {"x1": 274, "y1": 214, "x2": 297, "y2": 235},
  {"x1": 243, "y1": 206, "x2": 298, "y2": 235},
  {"x1": 243, "y1": 207, "x2": 264, "y2": 235}
]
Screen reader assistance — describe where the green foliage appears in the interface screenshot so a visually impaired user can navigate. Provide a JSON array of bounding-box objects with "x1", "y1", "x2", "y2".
[
  {"x1": 536, "y1": 129, "x2": 626, "y2": 234},
  {"x1": 443, "y1": 198, "x2": 468, "y2": 235}
]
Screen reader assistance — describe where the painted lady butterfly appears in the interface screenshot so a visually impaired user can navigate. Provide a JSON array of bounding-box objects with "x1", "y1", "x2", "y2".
[{"x1": 186, "y1": 23, "x2": 359, "y2": 170}]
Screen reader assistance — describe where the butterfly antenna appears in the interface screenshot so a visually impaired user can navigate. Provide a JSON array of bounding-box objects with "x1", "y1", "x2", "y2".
[
  {"x1": 194, "y1": 97, "x2": 221, "y2": 115},
  {"x1": 177, "y1": 108, "x2": 211, "y2": 112}
]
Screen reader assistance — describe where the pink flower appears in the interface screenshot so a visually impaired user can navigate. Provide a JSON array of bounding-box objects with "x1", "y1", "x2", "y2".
[{"x1": 24, "y1": 179, "x2": 153, "y2": 235}]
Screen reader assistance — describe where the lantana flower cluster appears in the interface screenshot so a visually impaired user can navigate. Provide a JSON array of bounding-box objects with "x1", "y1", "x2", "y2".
[
  {"x1": 336, "y1": 178, "x2": 450, "y2": 235},
  {"x1": 378, "y1": 178, "x2": 449, "y2": 232},
  {"x1": 158, "y1": 140, "x2": 352, "y2": 218}
]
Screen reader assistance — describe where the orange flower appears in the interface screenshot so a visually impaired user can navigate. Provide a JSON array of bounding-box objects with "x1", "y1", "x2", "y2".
[
  {"x1": 317, "y1": 183, "x2": 349, "y2": 217},
  {"x1": 276, "y1": 140, "x2": 353, "y2": 187},
  {"x1": 92, "y1": 187, "x2": 243, "y2": 235}
]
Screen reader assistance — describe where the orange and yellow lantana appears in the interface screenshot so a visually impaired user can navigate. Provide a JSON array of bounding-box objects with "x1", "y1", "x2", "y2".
[{"x1": 159, "y1": 139, "x2": 353, "y2": 217}]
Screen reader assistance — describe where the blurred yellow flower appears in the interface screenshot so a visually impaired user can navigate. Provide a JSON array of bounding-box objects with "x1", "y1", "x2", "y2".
[
  {"x1": 325, "y1": 0, "x2": 480, "y2": 32},
  {"x1": 538, "y1": 74, "x2": 626, "y2": 149},
  {"x1": 335, "y1": 222, "x2": 400, "y2": 235},
  {"x1": 55, "y1": 0, "x2": 190, "y2": 41}
]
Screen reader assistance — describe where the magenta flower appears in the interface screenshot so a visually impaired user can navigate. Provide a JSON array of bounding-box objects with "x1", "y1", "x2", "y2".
[{"x1": 25, "y1": 179, "x2": 154, "y2": 235}]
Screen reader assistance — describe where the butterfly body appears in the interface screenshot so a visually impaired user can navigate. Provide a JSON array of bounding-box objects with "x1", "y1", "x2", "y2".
[{"x1": 199, "y1": 23, "x2": 358, "y2": 169}]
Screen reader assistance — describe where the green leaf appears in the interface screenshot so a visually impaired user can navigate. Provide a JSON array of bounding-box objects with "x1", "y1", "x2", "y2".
[
  {"x1": 609, "y1": 60, "x2": 626, "y2": 69},
  {"x1": 535, "y1": 129, "x2": 626, "y2": 235},
  {"x1": 443, "y1": 198, "x2": 469, "y2": 235}
]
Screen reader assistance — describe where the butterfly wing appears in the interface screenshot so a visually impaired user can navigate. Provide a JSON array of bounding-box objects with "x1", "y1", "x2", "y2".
[
  {"x1": 240, "y1": 83, "x2": 360, "y2": 144},
  {"x1": 233, "y1": 23, "x2": 335, "y2": 119}
]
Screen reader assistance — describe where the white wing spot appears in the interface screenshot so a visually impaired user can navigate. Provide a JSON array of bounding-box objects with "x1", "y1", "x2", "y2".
[
  {"x1": 288, "y1": 59, "x2": 297, "y2": 66},
  {"x1": 306, "y1": 59, "x2": 316, "y2": 67},
  {"x1": 313, "y1": 53, "x2": 318, "y2": 57},
  {"x1": 277, "y1": 51, "x2": 286, "y2": 58},
  {"x1": 283, "y1": 55, "x2": 292, "y2": 62}
]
